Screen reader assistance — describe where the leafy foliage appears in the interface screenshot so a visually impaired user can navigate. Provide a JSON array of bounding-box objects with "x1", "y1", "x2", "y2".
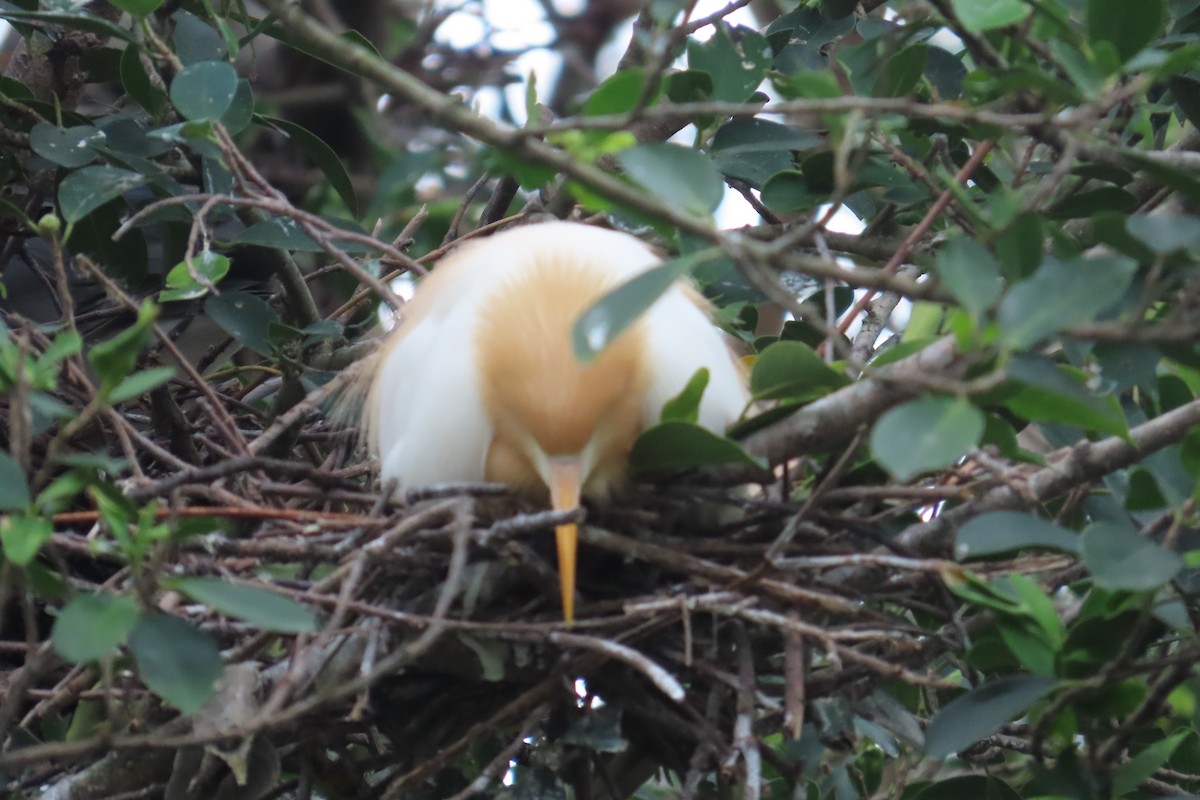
[{"x1": 1, "y1": 0, "x2": 1199, "y2": 799}]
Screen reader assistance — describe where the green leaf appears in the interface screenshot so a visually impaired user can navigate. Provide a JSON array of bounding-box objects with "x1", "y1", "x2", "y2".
[
  {"x1": 660, "y1": 368, "x2": 709, "y2": 424},
  {"x1": 1047, "y1": 186, "x2": 1137, "y2": 219},
  {"x1": 686, "y1": 24, "x2": 771, "y2": 102},
  {"x1": 0, "y1": 450, "x2": 30, "y2": 511},
  {"x1": 0, "y1": 515, "x2": 51, "y2": 566},
  {"x1": 160, "y1": 249, "x2": 231, "y2": 302},
  {"x1": 572, "y1": 250, "x2": 713, "y2": 362},
  {"x1": 257, "y1": 115, "x2": 358, "y2": 216},
  {"x1": 874, "y1": 45, "x2": 928, "y2": 98},
  {"x1": 89, "y1": 301, "x2": 159, "y2": 393},
  {"x1": 128, "y1": 612, "x2": 223, "y2": 714},
  {"x1": 630, "y1": 421, "x2": 764, "y2": 471},
  {"x1": 870, "y1": 397, "x2": 985, "y2": 482},
  {"x1": 109, "y1": 366, "x2": 175, "y2": 404},
  {"x1": 0, "y1": 9, "x2": 136, "y2": 44},
  {"x1": 749, "y1": 340, "x2": 849, "y2": 401},
  {"x1": 29, "y1": 123, "x2": 105, "y2": 168},
  {"x1": 1004, "y1": 357, "x2": 1129, "y2": 437},
  {"x1": 205, "y1": 291, "x2": 281, "y2": 355},
  {"x1": 1126, "y1": 213, "x2": 1200, "y2": 255},
  {"x1": 911, "y1": 775, "x2": 1021, "y2": 800},
  {"x1": 58, "y1": 166, "x2": 146, "y2": 224},
  {"x1": 1081, "y1": 522, "x2": 1182, "y2": 592},
  {"x1": 584, "y1": 69, "x2": 649, "y2": 116},
  {"x1": 950, "y1": 0, "x2": 1029, "y2": 32},
  {"x1": 955, "y1": 511, "x2": 1080, "y2": 560},
  {"x1": 51, "y1": 593, "x2": 140, "y2": 663},
  {"x1": 170, "y1": 60, "x2": 238, "y2": 122},
  {"x1": 997, "y1": 255, "x2": 1136, "y2": 349},
  {"x1": 616, "y1": 143, "x2": 725, "y2": 217},
  {"x1": 1087, "y1": 0, "x2": 1164, "y2": 63},
  {"x1": 924, "y1": 675, "x2": 1055, "y2": 759},
  {"x1": 932, "y1": 238, "x2": 1003, "y2": 318},
  {"x1": 1112, "y1": 731, "x2": 1190, "y2": 796},
  {"x1": 171, "y1": 576, "x2": 318, "y2": 634},
  {"x1": 109, "y1": 0, "x2": 164, "y2": 14},
  {"x1": 120, "y1": 45, "x2": 167, "y2": 117}
]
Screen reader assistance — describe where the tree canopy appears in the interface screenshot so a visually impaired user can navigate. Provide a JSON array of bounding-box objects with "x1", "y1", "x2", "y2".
[{"x1": 2, "y1": 0, "x2": 1200, "y2": 798}]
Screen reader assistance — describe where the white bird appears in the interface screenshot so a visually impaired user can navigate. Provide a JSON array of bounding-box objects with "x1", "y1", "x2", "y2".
[{"x1": 354, "y1": 221, "x2": 747, "y2": 621}]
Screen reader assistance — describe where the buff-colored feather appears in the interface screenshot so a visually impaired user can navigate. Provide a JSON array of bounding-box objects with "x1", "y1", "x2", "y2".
[{"x1": 344, "y1": 221, "x2": 748, "y2": 621}]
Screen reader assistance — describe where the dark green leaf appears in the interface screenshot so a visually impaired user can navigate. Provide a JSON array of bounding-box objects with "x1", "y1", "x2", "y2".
[
  {"x1": 170, "y1": 60, "x2": 237, "y2": 122},
  {"x1": 749, "y1": 340, "x2": 849, "y2": 401},
  {"x1": 0, "y1": 8, "x2": 136, "y2": 43},
  {"x1": 1081, "y1": 522, "x2": 1182, "y2": 592},
  {"x1": 257, "y1": 115, "x2": 358, "y2": 216},
  {"x1": 221, "y1": 79, "x2": 254, "y2": 134},
  {"x1": 172, "y1": 11, "x2": 227, "y2": 65},
  {"x1": 0, "y1": 450, "x2": 30, "y2": 511},
  {"x1": 171, "y1": 576, "x2": 318, "y2": 634},
  {"x1": 997, "y1": 255, "x2": 1136, "y2": 349},
  {"x1": 29, "y1": 123, "x2": 104, "y2": 168},
  {"x1": 109, "y1": 366, "x2": 175, "y2": 404},
  {"x1": 616, "y1": 143, "x2": 725, "y2": 217},
  {"x1": 1112, "y1": 732, "x2": 1190, "y2": 796},
  {"x1": 584, "y1": 69, "x2": 649, "y2": 116},
  {"x1": 932, "y1": 238, "x2": 1004, "y2": 318},
  {"x1": 1087, "y1": 0, "x2": 1164, "y2": 63},
  {"x1": 58, "y1": 166, "x2": 146, "y2": 223},
  {"x1": 660, "y1": 368, "x2": 709, "y2": 424},
  {"x1": 128, "y1": 612, "x2": 223, "y2": 714},
  {"x1": 51, "y1": 593, "x2": 140, "y2": 663},
  {"x1": 120, "y1": 45, "x2": 167, "y2": 117},
  {"x1": 109, "y1": 0, "x2": 163, "y2": 15},
  {"x1": 686, "y1": 24, "x2": 771, "y2": 102},
  {"x1": 572, "y1": 250, "x2": 713, "y2": 362},
  {"x1": 874, "y1": 45, "x2": 928, "y2": 98},
  {"x1": 0, "y1": 515, "x2": 51, "y2": 566},
  {"x1": 631, "y1": 421, "x2": 764, "y2": 471},
  {"x1": 955, "y1": 511, "x2": 1080, "y2": 560},
  {"x1": 870, "y1": 397, "x2": 985, "y2": 482},
  {"x1": 911, "y1": 775, "x2": 1021, "y2": 800},
  {"x1": 1047, "y1": 186, "x2": 1137, "y2": 219},
  {"x1": 924, "y1": 675, "x2": 1055, "y2": 759},
  {"x1": 951, "y1": 0, "x2": 1030, "y2": 32},
  {"x1": 1004, "y1": 357, "x2": 1129, "y2": 437},
  {"x1": 205, "y1": 291, "x2": 280, "y2": 355}
]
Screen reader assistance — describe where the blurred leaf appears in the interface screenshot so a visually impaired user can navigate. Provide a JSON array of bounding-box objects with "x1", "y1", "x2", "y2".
[
  {"x1": 955, "y1": 511, "x2": 1080, "y2": 560},
  {"x1": 584, "y1": 69, "x2": 650, "y2": 116},
  {"x1": 1112, "y1": 731, "x2": 1190, "y2": 795},
  {"x1": 875, "y1": 45, "x2": 928, "y2": 98},
  {"x1": 997, "y1": 255, "x2": 1136, "y2": 349},
  {"x1": 1004, "y1": 357, "x2": 1129, "y2": 437},
  {"x1": 616, "y1": 143, "x2": 725, "y2": 216},
  {"x1": 1087, "y1": 0, "x2": 1164, "y2": 63},
  {"x1": 1081, "y1": 522, "x2": 1182, "y2": 592},
  {"x1": 52, "y1": 593, "x2": 140, "y2": 663},
  {"x1": 1047, "y1": 186, "x2": 1137, "y2": 219},
  {"x1": 205, "y1": 291, "x2": 280, "y2": 355},
  {"x1": 749, "y1": 340, "x2": 849, "y2": 401},
  {"x1": 171, "y1": 576, "x2": 318, "y2": 634},
  {"x1": 109, "y1": 366, "x2": 175, "y2": 404},
  {"x1": 88, "y1": 301, "x2": 159, "y2": 393},
  {"x1": 110, "y1": 0, "x2": 163, "y2": 14},
  {"x1": 924, "y1": 675, "x2": 1055, "y2": 759},
  {"x1": 573, "y1": 250, "x2": 713, "y2": 362},
  {"x1": 870, "y1": 397, "x2": 985, "y2": 482},
  {"x1": 129, "y1": 612, "x2": 223, "y2": 714},
  {"x1": 170, "y1": 60, "x2": 238, "y2": 122},
  {"x1": 911, "y1": 775, "x2": 1021, "y2": 800},
  {"x1": 1126, "y1": 213, "x2": 1200, "y2": 254},
  {"x1": 30, "y1": 123, "x2": 104, "y2": 168},
  {"x1": 258, "y1": 114, "x2": 358, "y2": 216},
  {"x1": 631, "y1": 421, "x2": 764, "y2": 471},
  {"x1": 933, "y1": 238, "x2": 1004, "y2": 318},
  {"x1": 0, "y1": 514, "x2": 51, "y2": 566},
  {"x1": 0, "y1": 450, "x2": 30, "y2": 511},
  {"x1": 950, "y1": 0, "x2": 1030, "y2": 32},
  {"x1": 660, "y1": 367, "x2": 709, "y2": 424},
  {"x1": 58, "y1": 166, "x2": 146, "y2": 224},
  {"x1": 686, "y1": 24, "x2": 771, "y2": 102}
]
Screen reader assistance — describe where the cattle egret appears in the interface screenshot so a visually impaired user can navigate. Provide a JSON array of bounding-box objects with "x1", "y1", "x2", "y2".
[{"x1": 356, "y1": 221, "x2": 747, "y2": 621}]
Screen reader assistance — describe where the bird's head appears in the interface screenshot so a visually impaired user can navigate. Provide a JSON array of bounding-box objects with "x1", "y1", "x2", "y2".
[{"x1": 475, "y1": 253, "x2": 649, "y2": 622}]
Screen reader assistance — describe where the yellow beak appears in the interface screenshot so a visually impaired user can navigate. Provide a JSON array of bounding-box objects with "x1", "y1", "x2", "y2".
[{"x1": 548, "y1": 458, "x2": 583, "y2": 623}]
